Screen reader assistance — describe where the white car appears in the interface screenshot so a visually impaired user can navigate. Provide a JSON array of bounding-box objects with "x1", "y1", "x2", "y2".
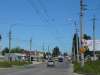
[{"x1": 47, "y1": 59, "x2": 55, "y2": 67}]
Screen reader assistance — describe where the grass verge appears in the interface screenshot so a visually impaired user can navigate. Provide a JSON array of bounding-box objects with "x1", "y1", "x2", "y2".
[
  {"x1": 0, "y1": 61, "x2": 32, "y2": 68},
  {"x1": 74, "y1": 61, "x2": 100, "y2": 75}
]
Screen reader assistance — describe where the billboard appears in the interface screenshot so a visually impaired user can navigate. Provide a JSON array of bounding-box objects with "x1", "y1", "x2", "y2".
[{"x1": 85, "y1": 40, "x2": 100, "y2": 51}]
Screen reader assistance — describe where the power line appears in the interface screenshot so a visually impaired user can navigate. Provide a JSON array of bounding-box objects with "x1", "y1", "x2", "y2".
[
  {"x1": 37, "y1": 0, "x2": 49, "y2": 22},
  {"x1": 26, "y1": 0, "x2": 48, "y2": 22}
]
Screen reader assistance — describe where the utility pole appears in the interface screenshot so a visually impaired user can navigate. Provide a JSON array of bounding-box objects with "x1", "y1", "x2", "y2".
[
  {"x1": 30, "y1": 38, "x2": 32, "y2": 51},
  {"x1": 42, "y1": 42, "x2": 45, "y2": 53},
  {"x1": 74, "y1": 22, "x2": 79, "y2": 63},
  {"x1": 9, "y1": 30, "x2": 12, "y2": 53},
  {"x1": 80, "y1": 0, "x2": 86, "y2": 67},
  {"x1": 0, "y1": 34, "x2": 2, "y2": 51},
  {"x1": 48, "y1": 45, "x2": 50, "y2": 58},
  {"x1": 8, "y1": 30, "x2": 12, "y2": 61},
  {"x1": 93, "y1": 16, "x2": 96, "y2": 61},
  {"x1": 29, "y1": 38, "x2": 32, "y2": 62}
]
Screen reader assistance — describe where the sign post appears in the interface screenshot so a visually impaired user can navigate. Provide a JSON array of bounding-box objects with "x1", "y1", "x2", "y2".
[{"x1": 79, "y1": 47, "x2": 86, "y2": 67}]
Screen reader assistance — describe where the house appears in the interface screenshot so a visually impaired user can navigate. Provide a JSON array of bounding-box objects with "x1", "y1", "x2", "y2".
[
  {"x1": 0, "y1": 52, "x2": 4, "y2": 61},
  {"x1": 5, "y1": 53, "x2": 26, "y2": 61}
]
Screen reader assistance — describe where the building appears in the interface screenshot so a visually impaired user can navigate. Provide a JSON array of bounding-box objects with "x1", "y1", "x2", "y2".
[
  {"x1": 5, "y1": 53, "x2": 26, "y2": 61},
  {"x1": 4, "y1": 50, "x2": 44, "y2": 62},
  {"x1": 0, "y1": 52, "x2": 4, "y2": 61}
]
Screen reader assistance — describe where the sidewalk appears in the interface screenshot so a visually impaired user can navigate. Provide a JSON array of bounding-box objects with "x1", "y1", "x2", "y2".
[{"x1": 32, "y1": 61, "x2": 43, "y2": 65}]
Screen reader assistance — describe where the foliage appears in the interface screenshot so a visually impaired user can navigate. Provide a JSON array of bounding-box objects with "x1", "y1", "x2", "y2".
[
  {"x1": 2, "y1": 47, "x2": 9, "y2": 55},
  {"x1": 52, "y1": 46, "x2": 61, "y2": 57},
  {"x1": 72, "y1": 33, "x2": 79, "y2": 59},
  {"x1": 83, "y1": 34, "x2": 91, "y2": 40},
  {"x1": 43, "y1": 52, "x2": 46, "y2": 59},
  {"x1": 10, "y1": 47, "x2": 24, "y2": 53},
  {"x1": 2, "y1": 47, "x2": 25, "y2": 55},
  {"x1": 0, "y1": 34, "x2": 2, "y2": 40},
  {"x1": 63, "y1": 52, "x2": 68, "y2": 56},
  {"x1": 74, "y1": 61, "x2": 100, "y2": 75},
  {"x1": 46, "y1": 52, "x2": 51, "y2": 56},
  {"x1": 83, "y1": 34, "x2": 92, "y2": 58},
  {"x1": 72, "y1": 33, "x2": 92, "y2": 61}
]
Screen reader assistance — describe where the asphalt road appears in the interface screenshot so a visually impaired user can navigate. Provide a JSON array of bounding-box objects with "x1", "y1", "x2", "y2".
[{"x1": 0, "y1": 61, "x2": 73, "y2": 75}]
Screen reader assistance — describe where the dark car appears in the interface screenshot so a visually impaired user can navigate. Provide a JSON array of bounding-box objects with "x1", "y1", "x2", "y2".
[{"x1": 58, "y1": 58, "x2": 63, "y2": 62}]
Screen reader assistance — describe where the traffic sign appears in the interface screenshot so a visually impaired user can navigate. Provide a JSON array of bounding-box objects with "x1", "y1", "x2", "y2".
[{"x1": 79, "y1": 47, "x2": 86, "y2": 53}]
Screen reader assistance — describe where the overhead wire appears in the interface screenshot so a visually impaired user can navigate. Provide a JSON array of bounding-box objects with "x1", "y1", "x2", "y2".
[
  {"x1": 37, "y1": 0, "x2": 55, "y2": 23},
  {"x1": 26, "y1": 0, "x2": 44, "y2": 22}
]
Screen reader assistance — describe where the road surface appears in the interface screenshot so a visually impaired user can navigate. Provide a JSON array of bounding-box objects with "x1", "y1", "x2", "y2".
[{"x1": 0, "y1": 61, "x2": 74, "y2": 75}]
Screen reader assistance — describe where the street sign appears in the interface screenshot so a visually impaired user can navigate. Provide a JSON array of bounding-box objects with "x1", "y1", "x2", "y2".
[{"x1": 79, "y1": 47, "x2": 86, "y2": 53}]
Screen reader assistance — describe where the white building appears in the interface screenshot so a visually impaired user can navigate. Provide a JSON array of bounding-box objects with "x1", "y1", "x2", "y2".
[{"x1": 5, "y1": 53, "x2": 26, "y2": 61}]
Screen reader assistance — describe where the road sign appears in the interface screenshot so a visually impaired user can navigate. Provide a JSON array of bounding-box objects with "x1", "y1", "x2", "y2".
[{"x1": 79, "y1": 47, "x2": 86, "y2": 53}]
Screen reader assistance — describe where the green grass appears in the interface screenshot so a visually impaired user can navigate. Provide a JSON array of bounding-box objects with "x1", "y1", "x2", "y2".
[
  {"x1": 0, "y1": 61, "x2": 32, "y2": 68},
  {"x1": 0, "y1": 61, "x2": 12, "y2": 68},
  {"x1": 74, "y1": 61, "x2": 100, "y2": 75}
]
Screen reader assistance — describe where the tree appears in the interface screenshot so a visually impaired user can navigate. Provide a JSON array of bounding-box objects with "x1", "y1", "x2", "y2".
[
  {"x1": 72, "y1": 33, "x2": 79, "y2": 60},
  {"x1": 83, "y1": 34, "x2": 91, "y2": 40},
  {"x1": 10, "y1": 47, "x2": 24, "y2": 53},
  {"x1": 43, "y1": 52, "x2": 46, "y2": 59},
  {"x1": 0, "y1": 34, "x2": 2, "y2": 40},
  {"x1": 52, "y1": 46, "x2": 60, "y2": 57},
  {"x1": 2, "y1": 47, "x2": 9, "y2": 55},
  {"x1": 83, "y1": 34, "x2": 91, "y2": 58},
  {"x1": 63, "y1": 52, "x2": 68, "y2": 56}
]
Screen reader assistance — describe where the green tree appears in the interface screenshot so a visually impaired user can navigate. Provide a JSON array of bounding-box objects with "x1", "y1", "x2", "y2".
[
  {"x1": 43, "y1": 52, "x2": 46, "y2": 59},
  {"x1": 83, "y1": 34, "x2": 91, "y2": 40},
  {"x1": 72, "y1": 33, "x2": 79, "y2": 59},
  {"x1": 63, "y1": 52, "x2": 68, "y2": 56},
  {"x1": 10, "y1": 47, "x2": 24, "y2": 53},
  {"x1": 52, "y1": 46, "x2": 60, "y2": 57},
  {"x1": 2, "y1": 47, "x2": 9, "y2": 55},
  {"x1": 83, "y1": 34, "x2": 91, "y2": 57}
]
